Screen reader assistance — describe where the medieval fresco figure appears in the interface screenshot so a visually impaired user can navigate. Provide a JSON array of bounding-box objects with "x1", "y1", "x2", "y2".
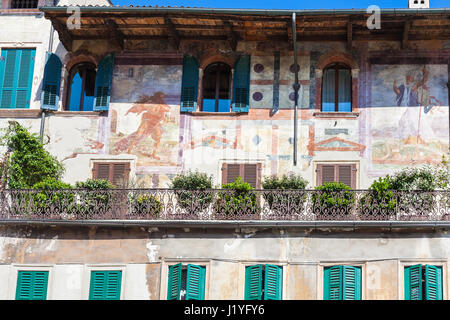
[
  {"x1": 114, "y1": 92, "x2": 170, "y2": 160},
  {"x1": 393, "y1": 66, "x2": 428, "y2": 107}
]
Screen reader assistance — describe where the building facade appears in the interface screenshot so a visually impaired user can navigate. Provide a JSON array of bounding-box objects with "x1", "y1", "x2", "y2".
[{"x1": 0, "y1": 1, "x2": 449, "y2": 300}]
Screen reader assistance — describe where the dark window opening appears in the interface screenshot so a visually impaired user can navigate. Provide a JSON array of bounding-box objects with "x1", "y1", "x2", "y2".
[
  {"x1": 322, "y1": 63, "x2": 352, "y2": 112},
  {"x1": 66, "y1": 63, "x2": 96, "y2": 111},
  {"x1": 202, "y1": 62, "x2": 231, "y2": 112},
  {"x1": 10, "y1": 0, "x2": 38, "y2": 8}
]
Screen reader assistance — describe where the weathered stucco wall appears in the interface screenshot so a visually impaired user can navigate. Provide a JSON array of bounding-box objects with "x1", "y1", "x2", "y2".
[{"x1": 0, "y1": 224, "x2": 448, "y2": 299}]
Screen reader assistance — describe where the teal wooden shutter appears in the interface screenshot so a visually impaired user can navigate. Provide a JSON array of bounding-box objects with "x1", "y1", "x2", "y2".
[
  {"x1": 424, "y1": 265, "x2": 442, "y2": 300},
  {"x1": 342, "y1": 266, "x2": 361, "y2": 300},
  {"x1": 404, "y1": 264, "x2": 422, "y2": 300},
  {"x1": 264, "y1": 264, "x2": 282, "y2": 300},
  {"x1": 0, "y1": 49, "x2": 17, "y2": 108},
  {"x1": 244, "y1": 264, "x2": 263, "y2": 300},
  {"x1": 324, "y1": 266, "x2": 342, "y2": 300},
  {"x1": 1, "y1": 49, "x2": 35, "y2": 109},
  {"x1": 186, "y1": 264, "x2": 206, "y2": 300},
  {"x1": 89, "y1": 270, "x2": 122, "y2": 300},
  {"x1": 94, "y1": 53, "x2": 114, "y2": 111},
  {"x1": 180, "y1": 55, "x2": 198, "y2": 112},
  {"x1": 167, "y1": 263, "x2": 182, "y2": 300},
  {"x1": 232, "y1": 55, "x2": 250, "y2": 112},
  {"x1": 16, "y1": 271, "x2": 49, "y2": 300},
  {"x1": 41, "y1": 53, "x2": 62, "y2": 110},
  {"x1": 15, "y1": 49, "x2": 35, "y2": 108}
]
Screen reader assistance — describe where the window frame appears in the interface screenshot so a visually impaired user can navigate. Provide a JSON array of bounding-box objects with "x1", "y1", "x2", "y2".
[
  {"x1": 0, "y1": 48, "x2": 36, "y2": 109},
  {"x1": 318, "y1": 262, "x2": 365, "y2": 300},
  {"x1": 10, "y1": 265, "x2": 53, "y2": 300},
  {"x1": 321, "y1": 63, "x2": 352, "y2": 112},
  {"x1": 201, "y1": 62, "x2": 232, "y2": 113},
  {"x1": 162, "y1": 261, "x2": 209, "y2": 301},
  {"x1": 243, "y1": 264, "x2": 284, "y2": 300},
  {"x1": 314, "y1": 162, "x2": 358, "y2": 189},
  {"x1": 83, "y1": 264, "x2": 126, "y2": 300},
  {"x1": 400, "y1": 261, "x2": 447, "y2": 300},
  {"x1": 91, "y1": 161, "x2": 131, "y2": 187},
  {"x1": 221, "y1": 162, "x2": 262, "y2": 188},
  {"x1": 65, "y1": 62, "x2": 97, "y2": 112}
]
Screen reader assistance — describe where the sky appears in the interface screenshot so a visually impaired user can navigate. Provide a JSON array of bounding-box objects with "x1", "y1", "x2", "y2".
[{"x1": 110, "y1": 0, "x2": 449, "y2": 9}]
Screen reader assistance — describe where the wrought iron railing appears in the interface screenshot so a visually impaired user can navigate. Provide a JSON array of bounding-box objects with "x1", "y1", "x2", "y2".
[{"x1": 0, "y1": 189, "x2": 448, "y2": 222}]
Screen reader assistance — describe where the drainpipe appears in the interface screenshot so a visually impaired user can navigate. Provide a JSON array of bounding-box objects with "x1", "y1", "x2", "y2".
[
  {"x1": 292, "y1": 12, "x2": 299, "y2": 166},
  {"x1": 39, "y1": 21, "x2": 54, "y2": 142}
]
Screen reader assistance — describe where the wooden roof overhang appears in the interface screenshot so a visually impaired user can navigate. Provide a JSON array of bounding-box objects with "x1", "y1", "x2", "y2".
[{"x1": 40, "y1": 6, "x2": 450, "y2": 52}]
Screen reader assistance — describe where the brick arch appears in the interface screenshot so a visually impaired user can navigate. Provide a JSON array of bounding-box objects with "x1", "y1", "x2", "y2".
[
  {"x1": 316, "y1": 51, "x2": 359, "y2": 71},
  {"x1": 198, "y1": 50, "x2": 236, "y2": 70},
  {"x1": 314, "y1": 52, "x2": 359, "y2": 112}
]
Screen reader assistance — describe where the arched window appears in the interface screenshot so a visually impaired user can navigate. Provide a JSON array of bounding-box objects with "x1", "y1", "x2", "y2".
[
  {"x1": 66, "y1": 62, "x2": 97, "y2": 111},
  {"x1": 322, "y1": 63, "x2": 352, "y2": 112},
  {"x1": 202, "y1": 62, "x2": 231, "y2": 112}
]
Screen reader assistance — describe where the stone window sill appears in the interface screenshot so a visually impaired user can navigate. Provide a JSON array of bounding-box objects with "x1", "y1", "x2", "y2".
[
  {"x1": 313, "y1": 112, "x2": 359, "y2": 119},
  {"x1": 0, "y1": 109, "x2": 41, "y2": 118},
  {"x1": 187, "y1": 111, "x2": 248, "y2": 116},
  {"x1": 52, "y1": 111, "x2": 104, "y2": 117}
]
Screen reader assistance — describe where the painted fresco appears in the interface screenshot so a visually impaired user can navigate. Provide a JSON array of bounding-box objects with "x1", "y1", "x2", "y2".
[
  {"x1": 370, "y1": 64, "x2": 448, "y2": 166},
  {"x1": 109, "y1": 65, "x2": 181, "y2": 167}
]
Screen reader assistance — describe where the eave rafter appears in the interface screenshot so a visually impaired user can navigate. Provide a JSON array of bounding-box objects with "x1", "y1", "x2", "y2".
[
  {"x1": 51, "y1": 18, "x2": 73, "y2": 51},
  {"x1": 223, "y1": 20, "x2": 238, "y2": 51},
  {"x1": 164, "y1": 15, "x2": 180, "y2": 50},
  {"x1": 105, "y1": 19, "x2": 124, "y2": 50}
]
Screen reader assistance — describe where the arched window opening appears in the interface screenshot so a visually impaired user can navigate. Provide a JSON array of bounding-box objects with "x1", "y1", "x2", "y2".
[
  {"x1": 322, "y1": 63, "x2": 352, "y2": 112},
  {"x1": 66, "y1": 63, "x2": 97, "y2": 111},
  {"x1": 202, "y1": 62, "x2": 231, "y2": 112}
]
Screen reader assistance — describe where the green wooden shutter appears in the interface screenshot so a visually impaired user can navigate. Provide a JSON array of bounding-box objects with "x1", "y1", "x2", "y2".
[
  {"x1": 89, "y1": 270, "x2": 122, "y2": 300},
  {"x1": 264, "y1": 264, "x2": 282, "y2": 300},
  {"x1": 232, "y1": 55, "x2": 250, "y2": 112},
  {"x1": 0, "y1": 49, "x2": 18, "y2": 108},
  {"x1": 186, "y1": 264, "x2": 206, "y2": 300},
  {"x1": 0, "y1": 49, "x2": 35, "y2": 109},
  {"x1": 16, "y1": 271, "x2": 49, "y2": 300},
  {"x1": 324, "y1": 266, "x2": 342, "y2": 300},
  {"x1": 404, "y1": 264, "x2": 422, "y2": 300},
  {"x1": 342, "y1": 266, "x2": 361, "y2": 300},
  {"x1": 94, "y1": 53, "x2": 114, "y2": 111},
  {"x1": 244, "y1": 264, "x2": 263, "y2": 300},
  {"x1": 167, "y1": 263, "x2": 182, "y2": 300},
  {"x1": 15, "y1": 49, "x2": 35, "y2": 108},
  {"x1": 424, "y1": 265, "x2": 442, "y2": 300},
  {"x1": 180, "y1": 55, "x2": 199, "y2": 112},
  {"x1": 41, "y1": 53, "x2": 62, "y2": 110}
]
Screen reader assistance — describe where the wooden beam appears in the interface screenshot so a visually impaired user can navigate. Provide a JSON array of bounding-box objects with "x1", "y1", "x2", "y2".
[
  {"x1": 223, "y1": 20, "x2": 238, "y2": 51},
  {"x1": 164, "y1": 16, "x2": 180, "y2": 50},
  {"x1": 52, "y1": 19, "x2": 73, "y2": 51},
  {"x1": 105, "y1": 19, "x2": 124, "y2": 50},
  {"x1": 287, "y1": 20, "x2": 293, "y2": 45},
  {"x1": 347, "y1": 21, "x2": 353, "y2": 51},
  {"x1": 402, "y1": 20, "x2": 411, "y2": 49}
]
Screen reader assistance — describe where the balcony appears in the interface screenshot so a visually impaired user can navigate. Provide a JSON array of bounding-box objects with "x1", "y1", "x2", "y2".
[{"x1": 0, "y1": 189, "x2": 448, "y2": 227}]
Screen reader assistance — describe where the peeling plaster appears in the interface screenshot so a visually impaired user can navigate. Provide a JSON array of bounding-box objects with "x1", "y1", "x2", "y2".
[{"x1": 146, "y1": 241, "x2": 160, "y2": 263}]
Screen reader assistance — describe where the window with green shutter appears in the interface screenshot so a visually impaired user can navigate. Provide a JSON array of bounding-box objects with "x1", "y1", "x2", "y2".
[
  {"x1": 0, "y1": 48, "x2": 35, "y2": 109},
  {"x1": 93, "y1": 54, "x2": 114, "y2": 111},
  {"x1": 89, "y1": 270, "x2": 122, "y2": 300},
  {"x1": 41, "y1": 53, "x2": 62, "y2": 111},
  {"x1": 180, "y1": 55, "x2": 199, "y2": 112},
  {"x1": 16, "y1": 271, "x2": 49, "y2": 300},
  {"x1": 404, "y1": 264, "x2": 442, "y2": 300},
  {"x1": 232, "y1": 55, "x2": 250, "y2": 112},
  {"x1": 167, "y1": 263, "x2": 206, "y2": 300},
  {"x1": 244, "y1": 264, "x2": 282, "y2": 300},
  {"x1": 324, "y1": 265, "x2": 361, "y2": 300}
]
